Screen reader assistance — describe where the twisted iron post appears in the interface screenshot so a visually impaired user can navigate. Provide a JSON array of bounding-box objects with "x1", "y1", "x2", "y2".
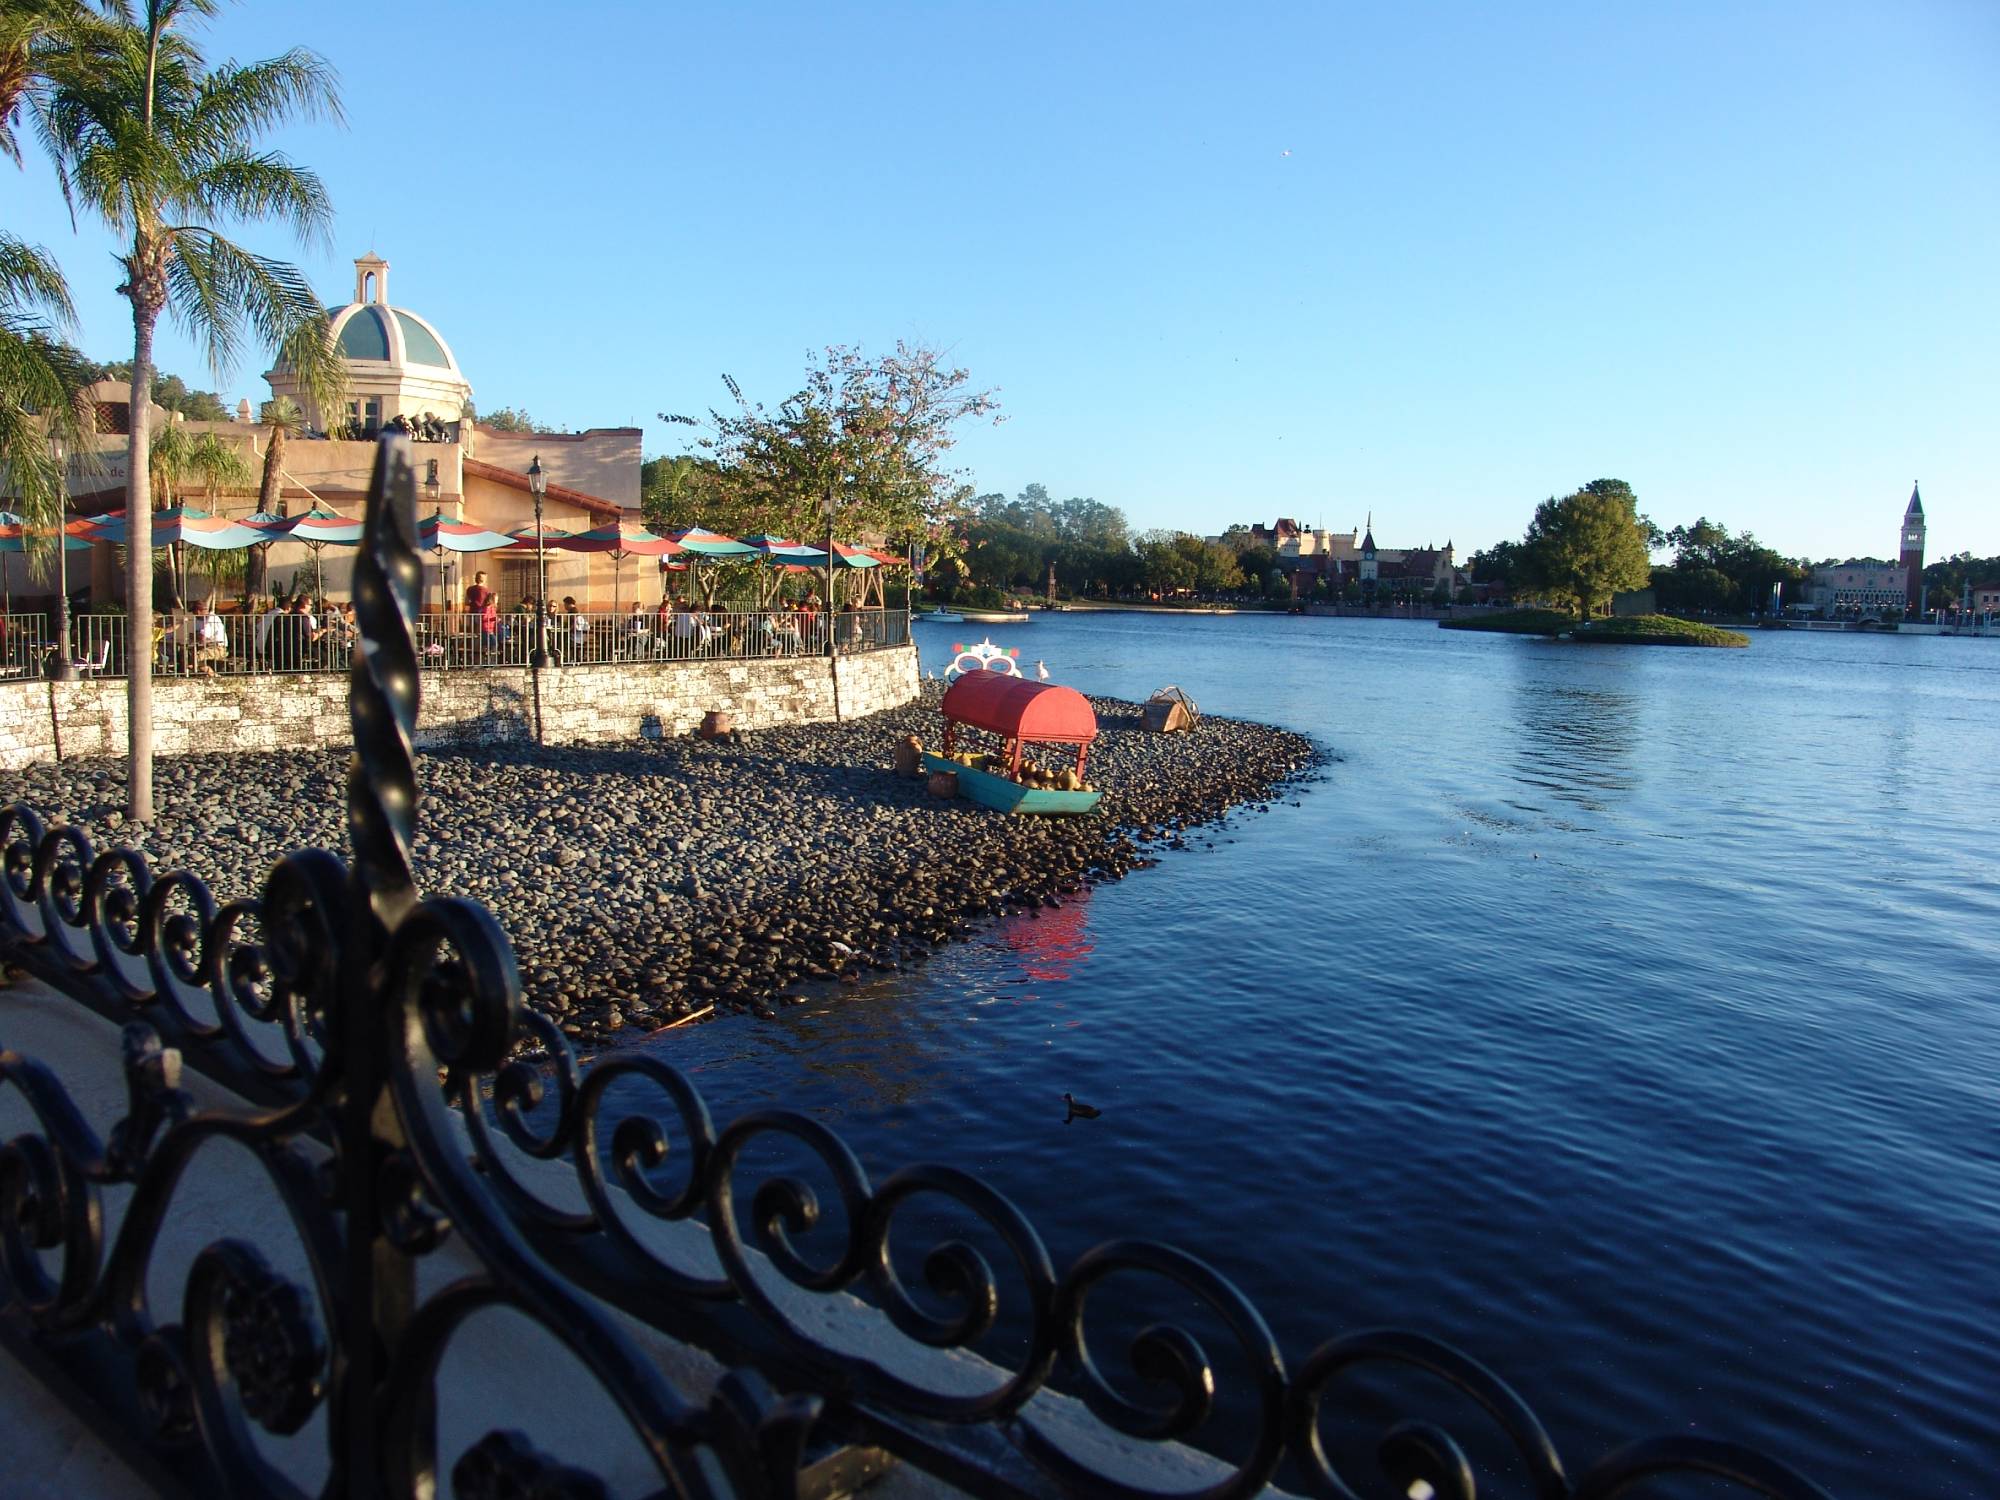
[{"x1": 339, "y1": 435, "x2": 423, "y2": 1495}]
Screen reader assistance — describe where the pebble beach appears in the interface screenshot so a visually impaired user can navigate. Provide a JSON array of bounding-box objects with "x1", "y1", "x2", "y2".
[{"x1": 5, "y1": 684, "x2": 1319, "y2": 1042}]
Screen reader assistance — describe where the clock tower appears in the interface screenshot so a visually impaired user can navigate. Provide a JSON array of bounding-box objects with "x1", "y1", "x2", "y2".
[{"x1": 1899, "y1": 483, "x2": 1925, "y2": 615}]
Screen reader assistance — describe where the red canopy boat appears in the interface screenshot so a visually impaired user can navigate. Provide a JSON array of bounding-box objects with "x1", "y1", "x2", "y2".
[{"x1": 939, "y1": 673, "x2": 1097, "y2": 782}]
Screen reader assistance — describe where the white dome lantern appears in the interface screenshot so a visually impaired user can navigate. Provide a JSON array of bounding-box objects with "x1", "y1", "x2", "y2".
[{"x1": 265, "y1": 253, "x2": 473, "y2": 437}]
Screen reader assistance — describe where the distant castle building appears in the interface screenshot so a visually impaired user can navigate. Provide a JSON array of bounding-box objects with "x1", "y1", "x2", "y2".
[{"x1": 1806, "y1": 484, "x2": 1928, "y2": 619}]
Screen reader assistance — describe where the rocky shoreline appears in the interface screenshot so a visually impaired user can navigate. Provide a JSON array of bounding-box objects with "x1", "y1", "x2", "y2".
[{"x1": 3, "y1": 685, "x2": 1320, "y2": 1043}]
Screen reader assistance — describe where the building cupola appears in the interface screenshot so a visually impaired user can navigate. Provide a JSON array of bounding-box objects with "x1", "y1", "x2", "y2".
[
  {"x1": 354, "y1": 252, "x2": 389, "y2": 306},
  {"x1": 265, "y1": 249, "x2": 471, "y2": 438}
]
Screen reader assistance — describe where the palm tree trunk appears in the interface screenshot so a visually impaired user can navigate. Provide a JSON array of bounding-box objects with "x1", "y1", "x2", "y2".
[
  {"x1": 258, "y1": 422, "x2": 286, "y2": 511},
  {"x1": 126, "y1": 309, "x2": 156, "y2": 823}
]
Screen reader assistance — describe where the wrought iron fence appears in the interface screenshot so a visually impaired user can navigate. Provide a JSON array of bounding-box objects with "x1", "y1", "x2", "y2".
[
  {"x1": 0, "y1": 613, "x2": 49, "y2": 679},
  {"x1": 0, "y1": 439, "x2": 1838, "y2": 1497},
  {"x1": 0, "y1": 607, "x2": 911, "y2": 681}
]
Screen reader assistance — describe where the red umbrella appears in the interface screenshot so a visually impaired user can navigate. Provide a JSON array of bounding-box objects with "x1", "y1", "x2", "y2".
[{"x1": 549, "y1": 523, "x2": 683, "y2": 609}]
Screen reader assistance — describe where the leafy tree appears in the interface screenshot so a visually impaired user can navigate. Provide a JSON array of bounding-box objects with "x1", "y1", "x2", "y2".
[
  {"x1": 1517, "y1": 478, "x2": 1652, "y2": 616},
  {"x1": 681, "y1": 342, "x2": 1000, "y2": 596},
  {"x1": 1923, "y1": 552, "x2": 2000, "y2": 610},
  {"x1": 1653, "y1": 516, "x2": 1806, "y2": 614},
  {"x1": 1468, "y1": 539, "x2": 1525, "y2": 590},
  {"x1": 41, "y1": 0, "x2": 344, "y2": 822},
  {"x1": 1132, "y1": 530, "x2": 1240, "y2": 596},
  {"x1": 1231, "y1": 538, "x2": 1277, "y2": 583},
  {"x1": 480, "y1": 405, "x2": 540, "y2": 433},
  {"x1": 1134, "y1": 531, "x2": 1194, "y2": 594},
  {"x1": 92, "y1": 361, "x2": 231, "y2": 418}
]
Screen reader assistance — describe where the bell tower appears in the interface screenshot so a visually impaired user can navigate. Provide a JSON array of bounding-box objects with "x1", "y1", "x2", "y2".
[
  {"x1": 1899, "y1": 482, "x2": 1925, "y2": 615},
  {"x1": 353, "y1": 252, "x2": 389, "y2": 306}
]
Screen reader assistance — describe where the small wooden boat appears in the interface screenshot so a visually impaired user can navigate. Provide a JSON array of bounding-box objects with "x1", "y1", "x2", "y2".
[
  {"x1": 922, "y1": 675, "x2": 1105, "y2": 816},
  {"x1": 922, "y1": 754, "x2": 1103, "y2": 815}
]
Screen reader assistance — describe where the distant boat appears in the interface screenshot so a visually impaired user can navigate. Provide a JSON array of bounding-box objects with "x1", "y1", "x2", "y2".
[
  {"x1": 915, "y1": 609, "x2": 964, "y2": 624},
  {"x1": 959, "y1": 610, "x2": 1031, "y2": 624}
]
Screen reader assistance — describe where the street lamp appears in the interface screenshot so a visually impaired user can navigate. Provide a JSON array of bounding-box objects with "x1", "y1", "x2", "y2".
[
  {"x1": 528, "y1": 455, "x2": 551, "y2": 668},
  {"x1": 824, "y1": 482, "x2": 837, "y2": 659},
  {"x1": 424, "y1": 459, "x2": 443, "y2": 613},
  {"x1": 45, "y1": 435, "x2": 74, "y2": 682}
]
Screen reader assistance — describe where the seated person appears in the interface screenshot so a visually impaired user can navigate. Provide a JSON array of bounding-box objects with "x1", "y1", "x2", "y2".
[{"x1": 189, "y1": 599, "x2": 229, "y2": 675}]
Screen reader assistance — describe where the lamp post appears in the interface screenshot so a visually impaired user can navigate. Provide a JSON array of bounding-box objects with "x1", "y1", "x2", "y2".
[
  {"x1": 824, "y1": 482, "x2": 837, "y2": 659},
  {"x1": 424, "y1": 459, "x2": 443, "y2": 617},
  {"x1": 529, "y1": 455, "x2": 551, "y2": 668},
  {"x1": 45, "y1": 436, "x2": 74, "y2": 682}
]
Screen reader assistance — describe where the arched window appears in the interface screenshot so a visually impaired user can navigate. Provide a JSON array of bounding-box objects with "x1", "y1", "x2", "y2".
[{"x1": 363, "y1": 271, "x2": 377, "y2": 302}]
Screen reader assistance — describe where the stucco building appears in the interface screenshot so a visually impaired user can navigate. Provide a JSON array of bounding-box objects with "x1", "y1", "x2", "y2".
[{"x1": 15, "y1": 253, "x2": 645, "y2": 614}]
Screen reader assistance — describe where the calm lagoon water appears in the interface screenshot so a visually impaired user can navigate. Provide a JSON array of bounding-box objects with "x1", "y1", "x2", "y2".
[{"x1": 662, "y1": 612, "x2": 2000, "y2": 1495}]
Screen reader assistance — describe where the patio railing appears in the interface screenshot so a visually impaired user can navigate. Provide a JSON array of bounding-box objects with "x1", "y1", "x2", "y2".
[
  {"x1": 0, "y1": 613, "x2": 49, "y2": 679},
  {"x1": 0, "y1": 607, "x2": 912, "y2": 681}
]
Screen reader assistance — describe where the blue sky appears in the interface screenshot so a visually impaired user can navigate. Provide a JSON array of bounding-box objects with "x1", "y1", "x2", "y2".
[{"x1": 7, "y1": 1, "x2": 1995, "y2": 559}]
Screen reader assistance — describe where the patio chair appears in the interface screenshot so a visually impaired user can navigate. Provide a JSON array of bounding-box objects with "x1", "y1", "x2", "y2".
[{"x1": 71, "y1": 639, "x2": 114, "y2": 677}]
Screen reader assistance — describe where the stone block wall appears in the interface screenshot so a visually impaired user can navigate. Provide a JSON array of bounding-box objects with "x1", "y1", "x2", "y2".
[{"x1": 0, "y1": 646, "x2": 918, "y2": 768}]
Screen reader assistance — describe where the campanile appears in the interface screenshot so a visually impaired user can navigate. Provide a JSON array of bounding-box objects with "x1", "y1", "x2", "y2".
[{"x1": 1900, "y1": 483, "x2": 1925, "y2": 614}]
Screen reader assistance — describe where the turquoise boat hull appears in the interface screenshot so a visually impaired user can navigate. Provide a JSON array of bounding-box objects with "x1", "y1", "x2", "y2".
[{"x1": 922, "y1": 754, "x2": 1104, "y2": 816}]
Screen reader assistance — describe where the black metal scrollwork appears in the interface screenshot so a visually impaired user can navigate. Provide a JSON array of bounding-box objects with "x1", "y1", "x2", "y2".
[{"x1": 0, "y1": 435, "x2": 1843, "y2": 1498}]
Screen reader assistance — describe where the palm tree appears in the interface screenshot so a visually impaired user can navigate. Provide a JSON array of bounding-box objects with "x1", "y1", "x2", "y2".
[
  {"x1": 255, "y1": 393, "x2": 299, "y2": 512},
  {"x1": 39, "y1": 0, "x2": 343, "y2": 822},
  {"x1": 0, "y1": 0, "x2": 104, "y2": 165},
  {"x1": 0, "y1": 233, "x2": 92, "y2": 608},
  {"x1": 244, "y1": 393, "x2": 297, "y2": 599}
]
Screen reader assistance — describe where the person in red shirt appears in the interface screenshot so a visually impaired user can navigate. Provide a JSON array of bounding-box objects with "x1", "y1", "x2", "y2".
[{"x1": 464, "y1": 570, "x2": 494, "y2": 614}]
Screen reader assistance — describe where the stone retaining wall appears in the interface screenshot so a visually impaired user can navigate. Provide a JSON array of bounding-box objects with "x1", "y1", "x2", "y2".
[{"x1": 0, "y1": 646, "x2": 918, "y2": 768}]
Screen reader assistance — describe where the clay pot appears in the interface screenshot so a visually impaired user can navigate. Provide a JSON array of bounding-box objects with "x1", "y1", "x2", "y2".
[
  {"x1": 926, "y1": 770, "x2": 959, "y2": 799},
  {"x1": 891, "y1": 735, "x2": 923, "y2": 778},
  {"x1": 699, "y1": 710, "x2": 733, "y2": 739}
]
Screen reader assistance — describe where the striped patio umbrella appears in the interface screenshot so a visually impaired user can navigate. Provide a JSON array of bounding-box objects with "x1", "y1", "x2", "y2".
[
  {"x1": 84, "y1": 506, "x2": 267, "y2": 549},
  {"x1": 736, "y1": 533, "x2": 819, "y2": 559},
  {"x1": 660, "y1": 526, "x2": 756, "y2": 557},
  {"x1": 727, "y1": 533, "x2": 820, "y2": 601},
  {"x1": 0, "y1": 521, "x2": 94, "y2": 551},
  {"x1": 418, "y1": 511, "x2": 518, "y2": 614},
  {"x1": 0, "y1": 520, "x2": 94, "y2": 618},
  {"x1": 549, "y1": 523, "x2": 683, "y2": 611},
  {"x1": 791, "y1": 541, "x2": 883, "y2": 568},
  {"x1": 658, "y1": 526, "x2": 756, "y2": 604},
  {"x1": 248, "y1": 506, "x2": 365, "y2": 605},
  {"x1": 417, "y1": 511, "x2": 516, "y2": 553}
]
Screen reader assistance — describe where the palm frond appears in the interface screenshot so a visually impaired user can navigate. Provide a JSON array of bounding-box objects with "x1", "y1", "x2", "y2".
[
  {"x1": 175, "y1": 148, "x2": 334, "y2": 246},
  {"x1": 0, "y1": 231, "x2": 75, "y2": 326},
  {"x1": 184, "y1": 46, "x2": 342, "y2": 142},
  {"x1": 165, "y1": 226, "x2": 324, "y2": 384}
]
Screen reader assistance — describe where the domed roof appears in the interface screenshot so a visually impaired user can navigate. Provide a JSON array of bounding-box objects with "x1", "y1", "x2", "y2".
[
  {"x1": 327, "y1": 301, "x2": 461, "y2": 373},
  {"x1": 321, "y1": 253, "x2": 463, "y2": 376}
]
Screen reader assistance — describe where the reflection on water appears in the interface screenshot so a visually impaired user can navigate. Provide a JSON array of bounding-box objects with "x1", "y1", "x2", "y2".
[
  {"x1": 1509, "y1": 663, "x2": 1640, "y2": 812},
  {"x1": 999, "y1": 884, "x2": 1095, "y2": 985},
  {"x1": 655, "y1": 614, "x2": 2000, "y2": 1496}
]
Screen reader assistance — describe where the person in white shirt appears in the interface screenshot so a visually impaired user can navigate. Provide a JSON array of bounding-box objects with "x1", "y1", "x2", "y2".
[{"x1": 190, "y1": 599, "x2": 228, "y2": 676}]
